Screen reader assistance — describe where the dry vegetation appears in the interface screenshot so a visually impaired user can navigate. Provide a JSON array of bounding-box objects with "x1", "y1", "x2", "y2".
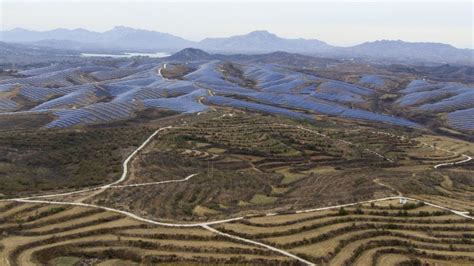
[
  {"x1": 1, "y1": 112, "x2": 473, "y2": 265},
  {"x1": 0, "y1": 202, "x2": 294, "y2": 265},
  {"x1": 1, "y1": 199, "x2": 472, "y2": 265},
  {"x1": 0, "y1": 125, "x2": 154, "y2": 197},
  {"x1": 86, "y1": 113, "x2": 473, "y2": 221},
  {"x1": 213, "y1": 199, "x2": 474, "y2": 265},
  {"x1": 160, "y1": 64, "x2": 194, "y2": 80}
]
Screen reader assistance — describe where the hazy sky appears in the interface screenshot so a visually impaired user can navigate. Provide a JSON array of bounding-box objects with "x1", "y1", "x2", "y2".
[{"x1": 1, "y1": 0, "x2": 473, "y2": 48}]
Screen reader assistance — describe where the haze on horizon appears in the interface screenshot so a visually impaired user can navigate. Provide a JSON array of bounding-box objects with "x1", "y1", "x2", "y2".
[{"x1": 1, "y1": 0, "x2": 473, "y2": 49}]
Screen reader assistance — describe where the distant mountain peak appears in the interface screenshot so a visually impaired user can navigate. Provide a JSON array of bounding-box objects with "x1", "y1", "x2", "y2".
[
  {"x1": 9, "y1": 27, "x2": 29, "y2": 32},
  {"x1": 112, "y1": 25, "x2": 130, "y2": 30},
  {"x1": 249, "y1": 30, "x2": 271, "y2": 34},
  {"x1": 247, "y1": 30, "x2": 276, "y2": 36},
  {"x1": 362, "y1": 39, "x2": 455, "y2": 48},
  {"x1": 109, "y1": 25, "x2": 137, "y2": 32},
  {"x1": 51, "y1": 28, "x2": 91, "y2": 33},
  {"x1": 167, "y1": 48, "x2": 212, "y2": 61},
  {"x1": 198, "y1": 30, "x2": 329, "y2": 54},
  {"x1": 243, "y1": 30, "x2": 279, "y2": 41}
]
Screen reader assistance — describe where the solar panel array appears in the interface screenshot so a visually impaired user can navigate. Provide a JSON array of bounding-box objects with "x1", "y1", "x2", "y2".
[
  {"x1": 90, "y1": 68, "x2": 141, "y2": 81},
  {"x1": 0, "y1": 97, "x2": 17, "y2": 112},
  {"x1": 112, "y1": 80, "x2": 196, "y2": 103},
  {"x1": 31, "y1": 86, "x2": 97, "y2": 111},
  {"x1": 206, "y1": 96, "x2": 313, "y2": 121},
  {"x1": 312, "y1": 81, "x2": 371, "y2": 104},
  {"x1": 184, "y1": 61, "x2": 245, "y2": 93},
  {"x1": 0, "y1": 84, "x2": 15, "y2": 92},
  {"x1": 144, "y1": 89, "x2": 208, "y2": 113},
  {"x1": 19, "y1": 85, "x2": 89, "y2": 102},
  {"x1": 396, "y1": 80, "x2": 474, "y2": 130},
  {"x1": 359, "y1": 75, "x2": 385, "y2": 86},
  {"x1": 3, "y1": 59, "x2": 469, "y2": 131},
  {"x1": 46, "y1": 102, "x2": 138, "y2": 128},
  {"x1": 447, "y1": 108, "x2": 474, "y2": 130},
  {"x1": 398, "y1": 82, "x2": 470, "y2": 107},
  {"x1": 243, "y1": 64, "x2": 316, "y2": 93},
  {"x1": 0, "y1": 68, "x2": 87, "y2": 88},
  {"x1": 240, "y1": 92, "x2": 419, "y2": 128},
  {"x1": 418, "y1": 89, "x2": 474, "y2": 113}
]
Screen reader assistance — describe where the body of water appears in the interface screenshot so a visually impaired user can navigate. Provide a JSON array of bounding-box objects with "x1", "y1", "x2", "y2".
[{"x1": 81, "y1": 52, "x2": 170, "y2": 58}]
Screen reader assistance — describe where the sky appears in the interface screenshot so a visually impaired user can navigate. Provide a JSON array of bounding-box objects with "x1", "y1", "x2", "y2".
[{"x1": 1, "y1": 0, "x2": 473, "y2": 48}]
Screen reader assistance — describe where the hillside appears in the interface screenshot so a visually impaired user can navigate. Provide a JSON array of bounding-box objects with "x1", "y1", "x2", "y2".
[{"x1": 1, "y1": 48, "x2": 474, "y2": 136}]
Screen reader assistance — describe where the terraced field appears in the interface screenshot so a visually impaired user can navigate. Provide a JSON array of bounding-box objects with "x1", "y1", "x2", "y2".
[
  {"x1": 0, "y1": 202, "x2": 296, "y2": 265},
  {"x1": 0, "y1": 112, "x2": 472, "y2": 265},
  {"x1": 69, "y1": 113, "x2": 471, "y2": 223},
  {"x1": 1, "y1": 197, "x2": 472, "y2": 265},
  {"x1": 213, "y1": 199, "x2": 474, "y2": 265}
]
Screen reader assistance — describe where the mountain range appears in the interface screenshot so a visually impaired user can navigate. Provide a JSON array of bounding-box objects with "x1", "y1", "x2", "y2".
[
  {"x1": 1, "y1": 26, "x2": 472, "y2": 65},
  {"x1": 0, "y1": 26, "x2": 193, "y2": 52}
]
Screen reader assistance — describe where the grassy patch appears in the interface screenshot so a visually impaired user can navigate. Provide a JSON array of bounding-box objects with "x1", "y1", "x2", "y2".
[
  {"x1": 193, "y1": 205, "x2": 220, "y2": 216},
  {"x1": 50, "y1": 256, "x2": 80, "y2": 266},
  {"x1": 250, "y1": 194, "x2": 278, "y2": 204},
  {"x1": 195, "y1": 142, "x2": 211, "y2": 148},
  {"x1": 276, "y1": 168, "x2": 307, "y2": 185},
  {"x1": 271, "y1": 186, "x2": 289, "y2": 195},
  {"x1": 238, "y1": 200, "x2": 251, "y2": 206},
  {"x1": 207, "y1": 147, "x2": 226, "y2": 153},
  {"x1": 279, "y1": 149, "x2": 302, "y2": 157}
]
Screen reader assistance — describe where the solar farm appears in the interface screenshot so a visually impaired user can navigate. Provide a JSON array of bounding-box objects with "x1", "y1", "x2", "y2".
[
  {"x1": 1, "y1": 49, "x2": 473, "y2": 265},
  {"x1": 1, "y1": 51, "x2": 473, "y2": 133}
]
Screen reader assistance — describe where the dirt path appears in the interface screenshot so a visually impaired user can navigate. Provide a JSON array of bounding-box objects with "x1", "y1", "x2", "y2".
[
  {"x1": 294, "y1": 125, "x2": 394, "y2": 162},
  {"x1": 7, "y1": 126, "x2": 173, "y2": 201},
  {"x1": 373, "y1": 178, "x2": 403, "y2": 196},
  {"x1": 416, "y1": 139, "x2": 472, "y2": 169},
  {"x1": 2, "y1": 122, "x2": 473, "y2": 265},
  {"x1": 202, "y1": 224, "x2": 315, "y2": 266},
  {"x1": 158, "y1": 63, "x2": 168, "y2": 80}
]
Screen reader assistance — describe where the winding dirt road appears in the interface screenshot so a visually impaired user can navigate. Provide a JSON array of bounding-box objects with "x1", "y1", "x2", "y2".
[{"x1": 2, "y1": 122, "x2": 473, "y2": 265}]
